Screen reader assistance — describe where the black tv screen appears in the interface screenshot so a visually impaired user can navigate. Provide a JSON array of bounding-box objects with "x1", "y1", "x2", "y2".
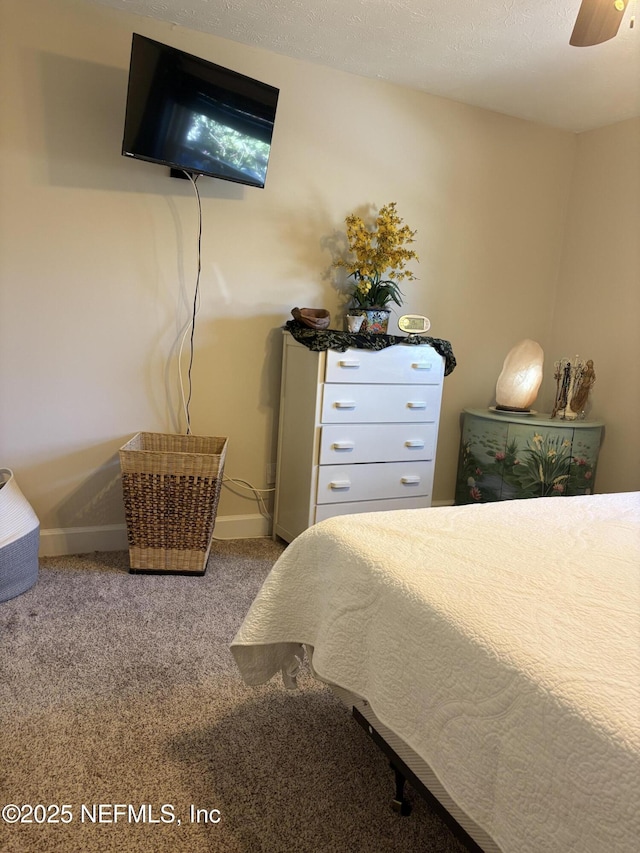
[{"x1": 122, "y1": 34, "x2": 279, "y2": 188}]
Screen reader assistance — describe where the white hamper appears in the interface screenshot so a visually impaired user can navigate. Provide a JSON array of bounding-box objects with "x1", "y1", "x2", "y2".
[{"x1": 0, "y1": 469, "x2": 40, "y2": 602}]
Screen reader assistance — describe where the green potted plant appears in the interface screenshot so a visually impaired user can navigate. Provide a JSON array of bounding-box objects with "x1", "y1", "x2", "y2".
[{"x1": 334, "y1": 202, "x2": 419, "y2": 333}]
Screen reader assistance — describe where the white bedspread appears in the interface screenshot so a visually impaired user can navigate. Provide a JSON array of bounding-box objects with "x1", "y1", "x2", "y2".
[{"x1": 231, "y1": 492, "x2": 640, "y2": 853}]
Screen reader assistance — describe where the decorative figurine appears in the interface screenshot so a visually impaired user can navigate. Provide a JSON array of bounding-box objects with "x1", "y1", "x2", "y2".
[{"x1": 551, "y1": 356, "x2": 595, "y2": 419}]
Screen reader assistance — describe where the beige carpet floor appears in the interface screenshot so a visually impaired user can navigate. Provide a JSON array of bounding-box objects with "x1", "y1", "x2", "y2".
[{"x1": 0, "y1": 540, "x2": 470, "y2": 853}]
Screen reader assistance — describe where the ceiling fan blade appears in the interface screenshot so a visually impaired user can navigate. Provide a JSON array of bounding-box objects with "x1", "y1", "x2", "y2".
[{"x1": 570, "y1": 0, "x2": 628, "y2": 46}]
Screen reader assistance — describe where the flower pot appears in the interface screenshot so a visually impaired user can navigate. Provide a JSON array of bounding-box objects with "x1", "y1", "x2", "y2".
[
  {"x1": 345, "y1": 314, "x2": 365, "y2": 333},
  {"x1": 352, "y1": 308, "x2": 391, "y2": 334}
]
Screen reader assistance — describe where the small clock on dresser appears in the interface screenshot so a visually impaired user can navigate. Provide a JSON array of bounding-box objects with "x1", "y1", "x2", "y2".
[{"x1": 397, "y1": 314, "x2": 431, "y2": 334}]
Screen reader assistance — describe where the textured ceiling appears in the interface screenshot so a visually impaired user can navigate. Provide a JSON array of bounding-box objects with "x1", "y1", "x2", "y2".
[{"x1": 88, "y1": 0, "x2": 639, "y2": 132}]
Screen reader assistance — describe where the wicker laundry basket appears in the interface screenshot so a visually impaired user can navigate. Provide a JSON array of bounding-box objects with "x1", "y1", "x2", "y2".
[{"x1": 119, "y1": 432, "x2": 228, "y2": 575}]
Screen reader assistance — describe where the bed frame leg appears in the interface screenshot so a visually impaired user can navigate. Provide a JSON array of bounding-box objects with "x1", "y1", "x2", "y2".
[{"x1": 390, "y1": 762, "x2": 412, "y2": 816}]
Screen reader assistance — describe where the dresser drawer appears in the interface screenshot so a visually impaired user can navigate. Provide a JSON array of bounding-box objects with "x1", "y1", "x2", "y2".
[
  {"x1": 325, "y1": 345, "x2": 444, "y2": 385},
  {"x1": 316, "y1": 461, "x2": 433, "y2": 504},
  {"x1": 321, "y1": 384, "x2": 441, "y2": 423},
  {"x1": 319, "y1": 423, "x2": 436, "y2": 464},
  {"x1": 315, "y1": 495, "x2": 430, "y2": 523}
]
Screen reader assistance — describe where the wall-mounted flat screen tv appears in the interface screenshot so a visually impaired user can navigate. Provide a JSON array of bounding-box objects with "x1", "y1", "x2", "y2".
[{"x1": 122, "y1": 34, "x2": 279, "y2": 188}]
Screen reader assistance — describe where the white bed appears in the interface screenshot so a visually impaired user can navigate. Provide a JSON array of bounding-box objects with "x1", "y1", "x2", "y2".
[{"x1": 231, "y1": 492, "x2": 640, "y2": 853}]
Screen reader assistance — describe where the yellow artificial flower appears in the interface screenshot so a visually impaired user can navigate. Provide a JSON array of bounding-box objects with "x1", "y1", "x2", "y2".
[{"x1": 334, "y1": 202, "x2": 419, "y2": 309}]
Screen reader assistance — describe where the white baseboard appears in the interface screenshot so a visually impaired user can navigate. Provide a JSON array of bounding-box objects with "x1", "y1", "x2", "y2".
[
  {"x1": 40, "y1": 524, "x2": 128, "y2": 556},
  {"x1": 38, "y1": 504, "x2": 453, "y2": 557},
  {"x1": 213, "y1": 514, "x2": 271, "y2": 540},
  {"x1": 39, "y1": 514, "x2": 271, "y2": 557}
]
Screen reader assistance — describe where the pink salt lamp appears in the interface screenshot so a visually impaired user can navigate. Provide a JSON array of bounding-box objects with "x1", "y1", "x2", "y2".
[{"x1": 495, "y1": 339, "x2": 544, "y2": 412}]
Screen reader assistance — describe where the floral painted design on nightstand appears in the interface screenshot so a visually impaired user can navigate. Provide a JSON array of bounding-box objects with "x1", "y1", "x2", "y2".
[{"x1": 455, "y1": 411, "x2": 602, "y2": 505}]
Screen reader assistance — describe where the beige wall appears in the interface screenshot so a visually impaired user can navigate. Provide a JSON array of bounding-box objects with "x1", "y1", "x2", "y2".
[
  {"x1": 4, "y1": 0, "x2": 634, "y2": 552},
  {"x1": 547, "y1": 118, "x2": 640, "y2": 492}
]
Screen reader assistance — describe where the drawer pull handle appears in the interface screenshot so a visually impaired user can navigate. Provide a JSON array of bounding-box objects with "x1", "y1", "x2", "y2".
[
  {"x1": 412, "y1": 363, "x2": 432, "y2": 370},
  {"x1": 407, "y1": 401, "x2": 427, "y2": 409},
  {"x1": 338, "y1": 360, "x2": 361, "y2": 368},
  {"x1": 404, "y1": 440, "x2": 425, "y2": 448},
  {"x1": 335, "y1": 401, "x2": 356, "y2": 409},
  {"x1": 329, "y1": 480, "x2": 351, "y2": 490},
  {"x1": 332, "y1": 442, "x2": 355, "y2": 451},
  {"x1": 401, "y1": 475, "x2": 421, "y2": 485}
]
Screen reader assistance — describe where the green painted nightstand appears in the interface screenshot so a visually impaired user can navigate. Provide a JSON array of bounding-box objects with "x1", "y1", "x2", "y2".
[{"x1": 455, "y1": 408, "x2": 604, "y2": 504}]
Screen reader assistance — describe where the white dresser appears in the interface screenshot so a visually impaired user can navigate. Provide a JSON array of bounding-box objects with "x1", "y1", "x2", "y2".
[{"x1": 273, "y1": 333, "x2": 445, "y2": 542}]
